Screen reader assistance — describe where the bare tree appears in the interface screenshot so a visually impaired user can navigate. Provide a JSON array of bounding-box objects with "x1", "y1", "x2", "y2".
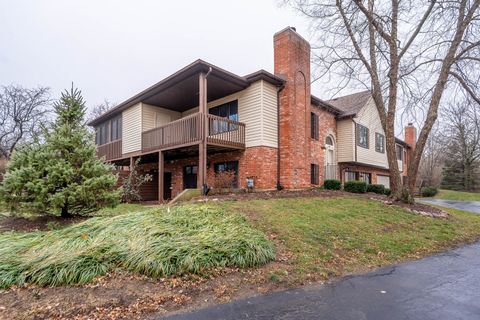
[
  {"x1": 87, "y1": 99, "x2": 116, "y2": 123},
  {"x1": 284, "y1": 0, "x2": 480, "y2": 201},
  {"x1": 0, "y1": 85, "x2": 51, "y2": 159},
  {"x1": 418, "y1": 124, "x2": 444, "y2": 187},
  {"x1": 441, "y1": 100, "x2": 480, "y2": 190}
]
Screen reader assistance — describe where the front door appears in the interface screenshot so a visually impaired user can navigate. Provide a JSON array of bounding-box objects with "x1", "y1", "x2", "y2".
[
  {"x1": 183, "y1": 165, "x2": 198, "y2": 189},
  {"x1": 163, "y1": 172, "x2": 172, "y2": 200}
]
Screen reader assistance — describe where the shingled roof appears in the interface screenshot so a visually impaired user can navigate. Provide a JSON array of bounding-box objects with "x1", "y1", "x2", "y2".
[{"x1": 325, "y1": 90, "x2": 372, "y2": 118}]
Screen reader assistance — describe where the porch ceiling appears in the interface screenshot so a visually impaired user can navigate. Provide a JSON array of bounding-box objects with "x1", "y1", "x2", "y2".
[{"x1": 89, "y1": 60, "x2": 249, "y2": 126}]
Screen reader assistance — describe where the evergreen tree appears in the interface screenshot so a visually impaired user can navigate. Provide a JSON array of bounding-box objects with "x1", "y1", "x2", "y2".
[{"x1": 0, "y1": 87, "x2": 119, "y2": 217}]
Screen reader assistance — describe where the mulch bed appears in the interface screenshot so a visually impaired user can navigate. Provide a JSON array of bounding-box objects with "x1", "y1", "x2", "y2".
[{"x1": 0, "y1": 215, "x2": 90, "y2": 232}]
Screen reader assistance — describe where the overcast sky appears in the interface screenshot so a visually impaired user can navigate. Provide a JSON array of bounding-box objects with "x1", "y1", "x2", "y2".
[{"x1": 0, "y1": 0, "x2": 322, "y2": 110}]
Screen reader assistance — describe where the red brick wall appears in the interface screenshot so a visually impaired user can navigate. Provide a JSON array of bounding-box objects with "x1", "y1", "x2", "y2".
[
  {"x1": 164, "y1": 146, "x2": 278, "y2": 198},
  {"x1": 274, "y1": 27, "x2": 312, "y2": 189},
  {"x1": 339, "y1": 163, "x2": 390, "y2": 185}
]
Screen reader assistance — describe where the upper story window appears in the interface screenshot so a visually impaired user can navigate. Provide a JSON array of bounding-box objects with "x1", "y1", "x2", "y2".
[
  {"x1": 209, "y1": 100, "x2": 238, "y2": 134},
  {"x1": 375, "y1": 133, "x2": 385, "y2": 153},
  {"x1": 209, "y1": 100, "x2": 238, "y2": 121},
  {"x1": 356, "y1": 124, "x2": 369, "y2": 149},
  {"x1": 110, "y1": 115, "x2": 122, "y2": 141},
  {"x1": 396, "y1": 144, "x2": 403, "y2": 161},
  {"x1": 311, "y1": 112, "x2": 319, "y2": 140},
  {"x1": 95, "y1": 114, "x2": 122, "y2": 146}
]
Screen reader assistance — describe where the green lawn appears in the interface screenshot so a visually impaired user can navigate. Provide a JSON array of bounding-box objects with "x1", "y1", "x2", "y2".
[
  {"x1": 435, "y1": 189, "x2": 480, "y2": 201},
  {"x1": 222, "y1": 196, "x2": 480, "y2": 282}
]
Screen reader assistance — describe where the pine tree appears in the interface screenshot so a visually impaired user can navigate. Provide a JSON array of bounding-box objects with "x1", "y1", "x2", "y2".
[{"x1": 0, "y1": 87, "x2": 119, "y2": 217}]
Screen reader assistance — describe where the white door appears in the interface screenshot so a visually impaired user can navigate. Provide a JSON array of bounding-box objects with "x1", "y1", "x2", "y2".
[{"x1": 377, "y1": 175, "x2": 390, "y2": 188}]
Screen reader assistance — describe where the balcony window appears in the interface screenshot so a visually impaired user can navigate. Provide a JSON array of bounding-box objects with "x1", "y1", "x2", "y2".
[
  {"x1": 96, "y1": 122, "x2": 109, "y2": 145},
  {"x1": 209, "y1": 100, "x2": 238, "y2": 134},
  {"x1": 356, "y1": 124, "x2": 369, "y2": 149},
  {"x1": 110, "y1": 115, "x2": 122, "y2": 141}
]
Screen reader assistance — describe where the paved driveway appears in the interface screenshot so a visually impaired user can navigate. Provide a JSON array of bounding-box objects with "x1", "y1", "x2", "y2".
[
  {"x1": 160, "y1": 242, "x2": 480, "y2": 320},
  {"x1": 417, "y1": 198, "x2": 480, "y2": 214}
]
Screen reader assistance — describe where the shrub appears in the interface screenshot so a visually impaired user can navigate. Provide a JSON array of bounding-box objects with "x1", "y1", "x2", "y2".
[
  {"x1": 344, "y1": 181, "x2": 367, "y2": 193},
  {"x1": 324, "y1": 179, "x2": 341, "y2": 190},
  {"x1": 366, "y1": 184, "x2": 385, "y2": 194},
  {"x1": 206, "y1": 170, "x2": 237, "y2": 190},
  {"x1": 384, "y1": 188, "x2": 392, "y2": 196},
  {"x1": 121, "y1": 158, "x2": 152, "y2": 203},
  {"x1": 422, "y1": 187, "x2": 438, "y2": 197},
  {"x1": 0, "y1": 205, "x2": 275, "y2": 288}
]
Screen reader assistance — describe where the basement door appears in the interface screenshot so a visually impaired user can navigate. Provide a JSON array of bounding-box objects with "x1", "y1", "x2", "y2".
[{"x1": 183, "y1": 165, "x2": 198, "y2": 189}]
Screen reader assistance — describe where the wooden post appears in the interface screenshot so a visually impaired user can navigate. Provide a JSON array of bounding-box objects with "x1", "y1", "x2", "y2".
[
  {"x1": 198, "y1": 72, "x2": 207, "y2": 190},
  {"x1": 158, "y1": 151, "x2": 164, "y2": 203},
  {"x1": 129, "y1": 157, "x2": 134, "y2": 171}
]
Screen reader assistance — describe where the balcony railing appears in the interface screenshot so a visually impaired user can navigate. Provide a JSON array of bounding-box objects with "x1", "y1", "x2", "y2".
[
  {"x1": 142, "y1": 112, "x2": 245, "y2": 153},
  {"x1": 97, "y1": 139, "x2": 122, "y2": 161}
]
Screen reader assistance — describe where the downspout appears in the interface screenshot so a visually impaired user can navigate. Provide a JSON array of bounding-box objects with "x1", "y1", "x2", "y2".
[
  {"x1": 352, "y1": 119, "x2": 358, "y2": 162},
  {"x1": 276, "y1": 83, "x2": 286, "y2": 190}
]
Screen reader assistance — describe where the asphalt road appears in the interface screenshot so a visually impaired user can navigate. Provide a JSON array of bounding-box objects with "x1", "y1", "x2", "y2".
[
  {"x1": 417, "y1": 198, "x2": 480, "y2": 214},
  {"x1": 161, "y1": 242, "x2": 480, "y2": 320}
]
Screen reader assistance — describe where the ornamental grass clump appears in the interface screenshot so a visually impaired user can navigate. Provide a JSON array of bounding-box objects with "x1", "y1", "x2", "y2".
[{"x1": 0, "y1": 205, "x2": 274, "y2": 288}]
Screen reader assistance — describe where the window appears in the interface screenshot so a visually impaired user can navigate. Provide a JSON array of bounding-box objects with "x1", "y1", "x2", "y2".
[
  {"x1": 396, "y1": 144, "x2": 403, "y2": 161},
  {"x1": 345, "y1": 171, "x2": 357, "y2": 182},
  {"x1": 209, "y1": 100, "x2": 238, "y2": 134},
  {"x1": 310, "y1": 113, "x2": 319, "y2": 140},
  {"x1": 375, "y1": 133, "x2": 385, "y2": 153},
  {"x1": 214, "y1": 161, "x2": 239, "y2": 187},
  {"x1": 96, "y1": 122, "x2": 109, "y2": 145},
  {"x1": 356, "y1": 124, "x2": 369, "y2": 148},
  {"x1": 325, "y1": 136, "x2": 334, "y2": 146},
  {"x1": 311, "y1": 164, "x2": 319, "y2": 185},
  {"x1": 110, "y1": 115, "x2": 122, "y2": 141},
  {"x1": 359, "y1": 172, "x2": 371, "y2": 184}
]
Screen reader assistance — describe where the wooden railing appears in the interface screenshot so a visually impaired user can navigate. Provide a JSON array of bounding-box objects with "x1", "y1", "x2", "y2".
[
  {"x1": 97, "y1": 139, "x2": 122, "y2": 161},
  {"x1": 142, "y1": 112, "x2": 203, "y2": 152},
  {"x1": 207, "y1": 114, "x2": 245, "y2": 149},
  {"x1": 141, "y1": 112, "x2": 245, "y2": 152}
]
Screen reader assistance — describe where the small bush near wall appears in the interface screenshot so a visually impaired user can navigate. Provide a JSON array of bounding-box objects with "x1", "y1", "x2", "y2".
[
  {"x1": 344, "y1": 181, "x2": 367, "y2": 193},
  {"x1": 206, "y1": 170, "x2": 236, "y2": 192},
  {"x1": 421, "y1": 187, "x2": 438, "y2": 197},
  {"x1": 323, "y1": 179, "x2": 341, "y2": 190},
  {"x1": 366, "y1": 184, "x2": 385, "y2": 194},
  {"x1": 384, "y1": 188, "x2": 392, "y2": 196}
]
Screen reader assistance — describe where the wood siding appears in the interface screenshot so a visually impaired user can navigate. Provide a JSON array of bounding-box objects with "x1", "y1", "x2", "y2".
[
  {"x1": 122, "y1": 103, "x2": 142, "y2": 154},
  {"x1": 337, "y1": 119, "x2": 355, "y2": 162},
  {"x1": 354, "y1": 98, "x2": 389, "y2": 169},
  {"x1": 142, "y1": 103, "x2": 181, "y2": 132}
]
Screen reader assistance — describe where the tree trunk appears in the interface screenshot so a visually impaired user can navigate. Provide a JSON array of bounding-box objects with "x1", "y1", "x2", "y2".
[{"x1": 61, "y1": 203, "x2": 71, "y2": 218}]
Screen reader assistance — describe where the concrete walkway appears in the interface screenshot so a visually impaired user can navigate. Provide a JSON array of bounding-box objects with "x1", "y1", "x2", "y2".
[
  {"x1": 417, "y1": 198, "x2": 480, "y2": 214},
  {"x1": 160, "y1": 242, "x2": 480, "y2": 320}
]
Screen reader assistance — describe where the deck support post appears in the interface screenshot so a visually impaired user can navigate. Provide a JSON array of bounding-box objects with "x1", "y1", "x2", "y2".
[
  {"x1": 158, "y1": 151, "x2": 164, "y2": 203},
  {"x1": 129, "y1": 157, "x2": 134, "y2": 171},
  {"x1": 198, "y1": 72, "x2": 208, "y2": 191}
]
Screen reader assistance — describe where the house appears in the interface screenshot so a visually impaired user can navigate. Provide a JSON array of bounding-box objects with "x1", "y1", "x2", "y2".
[{"x1": 88, "y1": 27, "x2": 416, "y2": 201}]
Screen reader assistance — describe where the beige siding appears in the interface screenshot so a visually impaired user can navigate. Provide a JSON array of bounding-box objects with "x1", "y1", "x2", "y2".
[
  {"x1": 182, "y1": 80, "x2": 278, "y2": 148},
  {"x1": 354, "y1": 98, "x2": 389, "y2": 169},
  {"x1": 122, "y1": 103, "x2": 142, "y2": 154},
  {"x1": 336, "y1": 119, "x2": 355, "y2": 162},
  {"x1": 142, "y1": 103, "x2": 181, "y2": 132}
]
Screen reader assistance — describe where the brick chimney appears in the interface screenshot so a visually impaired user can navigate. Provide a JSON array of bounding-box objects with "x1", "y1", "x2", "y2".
[
  {"x1": 404, "y1": 123, "x2": 416, "y2": 151},
  {"x1": 274, "y1": 27, "x2": 311, "y2": 188}
]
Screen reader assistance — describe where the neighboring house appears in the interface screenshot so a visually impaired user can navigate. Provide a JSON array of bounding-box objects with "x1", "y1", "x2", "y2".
[{"x1": 89, "y1": 27, "x2": 416, "y2": 201}]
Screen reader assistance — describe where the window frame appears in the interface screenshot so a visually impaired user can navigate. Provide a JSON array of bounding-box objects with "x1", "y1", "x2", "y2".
[
  {"x1": 375, "y1": 132, "x2": 385, "y2": 153},
  {"x1": 310, "y1": 163, "x2": 320, "y2": 185},
  {"x1": 209, "y1": 100, "x2": 239, "y2": 134},
  {"x1": 310, "y1": 112, "x2": 319, "y2": 140},
  {"x1": 356, "y1": 123, "x2": 369, "y2": 149},
  {"x1": 396, "y1": 144, "x2": 403, "y2": 161}
]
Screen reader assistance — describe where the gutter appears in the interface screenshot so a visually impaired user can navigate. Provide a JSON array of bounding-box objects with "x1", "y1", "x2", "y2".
[{"x1": 276, "y1": 82, "x2": 286, "y2": 190}]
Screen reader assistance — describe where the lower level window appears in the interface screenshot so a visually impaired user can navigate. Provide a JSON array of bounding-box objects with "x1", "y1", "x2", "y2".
[
  {"x1": 359, "y1": 172, "x2": 371, "y2": 184},
  {"x1": 311, "y1": 164, "x2": 320, "y2": 185},
  {"x1": 345, "y1": 171, "x2": 357, "y2": 182}
]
